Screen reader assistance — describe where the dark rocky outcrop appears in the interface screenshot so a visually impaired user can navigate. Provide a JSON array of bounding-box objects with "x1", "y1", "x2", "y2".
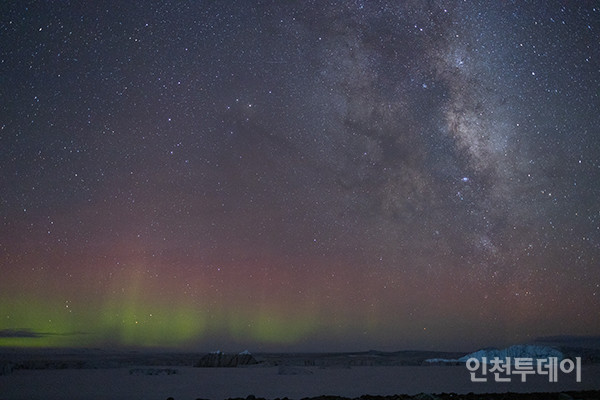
[
  {"x1": 194, "y1": 351, "x2": 258, "y2": 368},
  {"x1": 0, "y1": 361, "x2": 14, "y2": 375}
]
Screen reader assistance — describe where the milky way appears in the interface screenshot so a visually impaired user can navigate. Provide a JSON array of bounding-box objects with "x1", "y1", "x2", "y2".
[{"x1": 1, "y1": 1, "x2": 599, "y2": 351}]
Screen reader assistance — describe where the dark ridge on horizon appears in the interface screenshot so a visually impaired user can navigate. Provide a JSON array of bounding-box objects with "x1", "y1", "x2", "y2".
[
  {"x1": 0, "y1": 329, "x2": 46, "y2": 338},
  {"x1": 0, "y1": 328, "x2": 88, "y2": 338},
  {"x1": 536, "y1": 335, "x2": 600, "y2": 344}
]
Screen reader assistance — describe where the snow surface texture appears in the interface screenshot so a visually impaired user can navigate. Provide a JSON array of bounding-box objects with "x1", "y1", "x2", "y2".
[
  {"x1": 128, "y1": 368, "x2": 179, "y2": 375},
  {"x1": 1, "y1": 365, "x2": 599, "y2": 400}
]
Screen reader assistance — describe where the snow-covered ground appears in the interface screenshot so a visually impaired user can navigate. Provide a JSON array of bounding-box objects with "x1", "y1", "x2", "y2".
[{"x1": 1, "y1": 364, "x2": 600, "y2": 400}]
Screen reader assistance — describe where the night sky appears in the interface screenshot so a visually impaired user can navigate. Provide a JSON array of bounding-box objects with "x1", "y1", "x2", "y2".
[{"x1": 1, "y1": 1, "x2": 599, "y2": 352}]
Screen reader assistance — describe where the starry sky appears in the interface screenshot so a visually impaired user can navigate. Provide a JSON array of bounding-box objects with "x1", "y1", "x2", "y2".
[{"x1": 1, "y1": 1, "x2": 599, "y2": 352}]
